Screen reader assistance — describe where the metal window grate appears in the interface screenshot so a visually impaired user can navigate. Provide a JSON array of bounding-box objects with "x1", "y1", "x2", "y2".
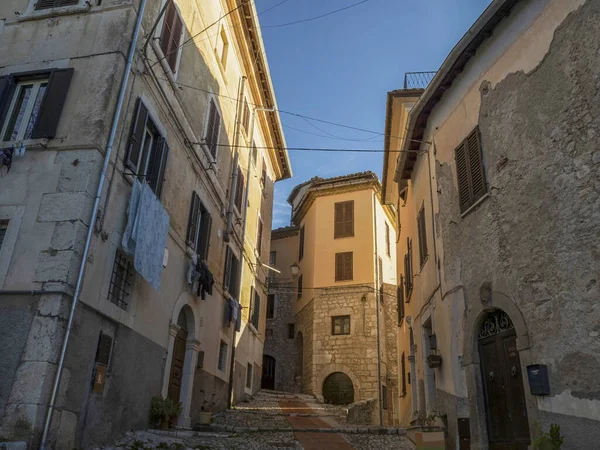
[
  {"x1": 403, "y1": 71, "x2": 437, "y2": 89},
  {"x1": 108, "y1": 249, "x2": 134, "y2": 310}
]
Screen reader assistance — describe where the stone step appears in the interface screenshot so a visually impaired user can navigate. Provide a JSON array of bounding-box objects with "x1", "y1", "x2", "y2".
[{"x1": 189, "y1": 424, "x2": 409, "y2": 436}]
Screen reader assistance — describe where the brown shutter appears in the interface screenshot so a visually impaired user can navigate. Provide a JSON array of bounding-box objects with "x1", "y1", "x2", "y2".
[
  {"x1": 345, "y1": 252, "x2": 353, "y2": 280},
  {"x1": 257, "y1": 218, "x2": 263, "y2": 254},
  {"x1": 345, "y1": 201, "x2": 354, "y2": 237},
  {"x1": 186, "y1": 192, "x2": 200, "y2": 247},
  {"x1": 223, "y1": 246, "x2": 232, "y2": 291},
  {"x1": 31, "y1": 68, "x2": 74, "y2": 139},
  {"x1": 334, "y1": 202, "x2": 343, "y2": 238},
  {"x1": 261, "y1": 160, "x2": 267, "y2": 186},
  {"x1": 397, "y1": 276, "x2": 405, "y2": 325},
  {"x1": 467, "y1": 128, "x2": 487, "y2": 200},
  {"x1": 125, "y1": 99, "x2": 149, "y2": 170},
  {"x1": 234, "y1": 167, "x2": 244, "y2": 211},
  {"x1": 230, "y1": 255, "x2": 240, "y2": 299},
  {"x1": 299, "y1": 225, "x2": 305, "y2": 260},
  {"x1": 159, "y1": 1, "x2": 183, "y2": 72},
  {"x1": 335, "y1": 253, "x2": 342, "y2": 281},
  {"x1": 146, "y1": 137, "x2": 169, "y2": 198},
  {"x1": 418, "y1": 208, "x2": 428, "y2": 266},
  {"x1": 205, "y1": 100, "x2": 220, "y2": 157},
  {"x1": 455, "y1": 140, "x2": 471, "y2": 212},
  {"x1": 197, "y1": 208, "x2": 212, "y2": 261},
  {"x1": 0, "y1": 75, "x2": 16, "y2": 129},
  {"x1": 168, "y1": 11, "x2": 183, "y2": 72}
]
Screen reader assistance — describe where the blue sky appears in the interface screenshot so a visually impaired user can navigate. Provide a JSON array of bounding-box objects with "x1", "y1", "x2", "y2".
[{"x1": 255, "y1": 0, "x2": 493, "y2": 228}]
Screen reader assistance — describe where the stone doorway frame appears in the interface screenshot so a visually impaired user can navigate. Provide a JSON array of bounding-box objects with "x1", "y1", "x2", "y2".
[
  {"x1": 315, "y1": 363, "x2": 361, "y2": 402},
  {"x1": 462, "y1": 291, "x2": 539, "y2": 450}
]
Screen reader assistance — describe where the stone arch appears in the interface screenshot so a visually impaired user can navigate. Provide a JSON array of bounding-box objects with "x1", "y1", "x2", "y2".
[
  {"x1": 461, "y1": 291, "x2": 539, "y2": 449},
  {"x1": 315, "y1": 363, "x2": 361, "y2": 401},
  {"x1": 323, "y1": 372, "x2": 355, "y2": 405},
  {"x1": 170, "y1": 292, "x2": 200, "y2": 340}
]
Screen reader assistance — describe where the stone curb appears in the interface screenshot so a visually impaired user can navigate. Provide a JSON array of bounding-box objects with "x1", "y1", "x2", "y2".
[{"x1": 190, "y1": 425, "x2": 408, "y2": 436}]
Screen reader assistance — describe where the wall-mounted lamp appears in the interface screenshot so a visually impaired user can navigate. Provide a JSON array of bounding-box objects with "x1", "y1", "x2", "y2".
[{"x1": 290, "y1": 263, "x2": 300, "y2": 278}]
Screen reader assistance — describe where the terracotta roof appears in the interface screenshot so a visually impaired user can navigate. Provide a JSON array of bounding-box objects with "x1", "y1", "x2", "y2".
[
  {"x1": 271, "y1": 225, "x2": 299, "y2": 240},
  {"x1": 287, "y1": 171, "x2": 379, "y2": 204}
]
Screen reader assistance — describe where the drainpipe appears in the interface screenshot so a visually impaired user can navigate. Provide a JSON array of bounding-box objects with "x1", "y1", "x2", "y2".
[
  {"x1": 39, "y1": 1, "x2": 148, "y2": 448},
  {"x1": 372, "y1": 193, "x2": 384, "y2": 426},
  {"x1": 224, "y1": 76, "x2": 247, "y2": 242},
  {"x1": 0, "y1": 290, "x2": 69, "y2": 296}
]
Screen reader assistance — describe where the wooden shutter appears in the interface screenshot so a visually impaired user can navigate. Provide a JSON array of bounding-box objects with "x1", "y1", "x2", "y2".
[
  {"x1": 31, "y1": 68, "x2": 73, "y2": 139},
  {"x1": 334, "y1": 202, "x2": 344, "y2": 238},
  {"x1": 467, "y1": 128, "x2": 487, "y2": 201},
  {"x1": 344, "y1": 201, "x2": 354, "y2": 237},
  {"x1": 230, "y1": 255, "x2": 240, "y2": 299},
  {"x1": 36, "y1": 0, "x2": 79, "y2": 11},
  {"x1": 455, "y1": 140, "x2": 471, "y2": 212},
  {"x1": 95, "y1": 333, "x2": 113, "y2": 366},
  {"x1": 334, "y1": 201, "x2": 354, "y2": 238},
  {"x1": 298, "y1": 225, "x2": 305, "y2": 260},
  {"x1": 125, "y1": 99, "x2": 149, "y2": 170},
  {"x1": 401, "y1": 353, "x2": 406, "y2": 395},
  {"x1": 417, "y1": 208, "x2": 428, "y2": 266},
  {"x1": 159, "y1": 2, "x2": 183, "y2": 73},
  {"x1": 345, "y1": 253, "x2": 353, "y2": 280},
  {"x1": 335, "y1": 252, "x2": 352, "y2": 281},
  {"x1": 261, "y1": 160, "x2": 267, "y2": 186},
  {"x1": 197, "y1": 208, "x2": 212, "y2": 261},
  {"x1": 297, "y1": 275, "x2": 302, "y2": 299},
  {"x1": 385, "y1": 223, "x2": 390, "y2": 256},
  {"x1": 0, "y1": 76, "x2": 16, "y2": 130},
  {"x1": 234, "y1": 166, "x2": 244, "y2": 211},
  {"x1": 205, "y1": 100, "x2": 220, "y2": 157},
  {"x1": 404, "y1": 239, "x2": 413, "y2": 299},
  {"x1": 223, "y1": 246, "x2": 232, "y2": 291},
  {"x1": 397, "y1": 278, "x2": 404, "y2": 325},
  {"x1": 252, "y1": 289, "x2": 260, "y2": 329},
  {"x1": 146, "y1": 137, "x2": 169, "y2": 197},
  {"x1": 186, "y1": 192, "x2": 200, "y2": 248},
  {"x1": 257, "y1": 218, "x2": 263, "y2": 254}
]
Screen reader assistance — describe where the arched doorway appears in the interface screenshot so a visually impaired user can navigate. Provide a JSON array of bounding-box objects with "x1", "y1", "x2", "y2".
[
  {"x1": 323, "y1": 372, "x2": 354, "y2": 405},
  {"x1": 293, "y1": 332, "x2": 303, "y2": 392},
  {"x1": 478, "y1": 309, "x2": 530, "y2": 449},
  {"x1": 168, "y1": 308, "x2": 189, "y2": 403},
  {"x1": 262, "y1": 354, "x2": 276, "y2": 390}
]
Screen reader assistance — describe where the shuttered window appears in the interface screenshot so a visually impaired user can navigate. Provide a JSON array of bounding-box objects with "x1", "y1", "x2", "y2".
[
  {"x1": 288, "y1": 323, "x2": 295, "y2": 339},
  {"x1": 256, "y1": 217, "x2": 263, "y2": 255},
  {"x1": 261, "y1": 159, "x2": 267, "y2": 187},
  {"x1": 298, "y1": 225, "x2": 305, "y2": 261},
  {"x1": 297, "y1": 274, "x2": 303, "y2": 300},
  {"x1": 335, "y1": 252, "x2": 353, "y2": 281},
  {"x1": 234, "y1": 166, "x2": 245, "y2": 212},
  {"x1": 417, "y1": 206, "x2": 428, "y2": 267},
  {"x1": 217, "y1": 340, "x2": 228, "y2": 372},
  {"x1": 125, "y1": 99, "x2": 169, "y2": 198},
  {"x1": 404, "y1": 238, "x2": 413, "y2": 300},
  {"x1": 401, "y1": 352, "x2": 407, "y2": 396},
  {"x1": 455, "y1": 127, "x2": 487, "y2": 213},
  {"x1": 252, "y1": 142, "x2": 258, "y2": 165},
  {"x1": 159, "y1": 1, "x2": 184, "y2": 73},
  {"x1": 35, "y1": 0, "x2": 79, "y2": 11},
  {"x1": 334, "y1": 201, "x2": 354, "y2": 238},
  {"x1": 397, "y1": 277, "x2": 405, "y2": 326},
  {"x1": 385, "y1": 222, "x2": 391, "y2": 256},
  {"x1": 251, "y1": 287, "x2": 260, "y2": 329},
  {"x1": 246, "y1": 363, "x2": 253, "y2": 389},
  {"x1": 204, "y1": 99, "x2": 221, "y2": 158},
  {"x1": 223, "y1": 247, "x2": 240, "y2": 299},
  {"x1": 186, "y1": 192, "x2": 212, "y2": 260},
  {"x1": 242, "y1": 100, "x2": 251, "y2": 134},
  {"x1": 266, "y1": 294, "x2": 275, "y2": 319}
]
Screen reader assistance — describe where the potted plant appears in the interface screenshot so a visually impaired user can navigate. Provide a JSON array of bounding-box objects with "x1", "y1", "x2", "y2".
[
  {"x1": 167, "y1": 398, "x2": 182, "y2": 429},
  {"x1": 197, "y1": 390, "x2": 217, "y2": 425},
  {"x1": 533, "y1": 422, "x2": 563, "y2": 449},
  {"x1": 150, "y1": 396, "x2": 169, "y2": 430},
  {"x1": 413, "y1": 410, "x2": 444, "y2": 450}
]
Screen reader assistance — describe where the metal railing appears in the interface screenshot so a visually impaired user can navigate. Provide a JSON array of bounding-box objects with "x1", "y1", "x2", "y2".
[{"x1": 404, "y1": 71, "x2": 437, "y2": 89}]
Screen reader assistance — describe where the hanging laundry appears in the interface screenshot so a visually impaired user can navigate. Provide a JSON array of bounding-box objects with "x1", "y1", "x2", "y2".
[
  {"x1": 122, "y1": 179, "x2": 143, "y2": 255},
  {"x1": 196, "y1": 260, "x2": 214, "y2": 300},
  {"x1": 187, "y1": 253, "x2": 199, "y2": 285},
  {"x1": 0, "y1": 147, "x2": 14, "y2": 174}
]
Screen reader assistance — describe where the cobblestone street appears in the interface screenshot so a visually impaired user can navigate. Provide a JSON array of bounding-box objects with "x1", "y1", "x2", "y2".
[{"x1": 95, "y1": 391, "x2": 415, "y2": 450}]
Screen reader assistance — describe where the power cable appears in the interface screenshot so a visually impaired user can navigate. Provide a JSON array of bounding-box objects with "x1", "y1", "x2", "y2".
[
  {"x1": 284, "y1": 123, "x2": 383, "y2": 143},
  {"x1": 191, "y1": 142, "x2": 425, "y2": 154},
  {"x1": 261, "y1": 0, "x2": 368, "y2": 28},
  {"x1": 299, "y1": 117, "x2": 382, "y2": 142}
]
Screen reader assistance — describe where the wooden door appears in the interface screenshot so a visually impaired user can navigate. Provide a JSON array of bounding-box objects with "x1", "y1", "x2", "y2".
[
  {"x1": 168, "y1": 327, "x2": 188, "y2": 403},
  {"x1": 262, "y1": 355, "x2": 276, "y2": 390},
  {"x1": 322, "y1": 372, "x2": 354, "y2": 405},
  {"x1": 479, "y1": 311, "x2": 530, "y2": 450}
]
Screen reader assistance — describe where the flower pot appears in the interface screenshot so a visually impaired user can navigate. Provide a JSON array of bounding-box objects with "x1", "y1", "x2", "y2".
[
  {"x1": 160, "y1": 417, "x2": 169, "y2": 430},
  {"x1": 198, "y1": 411, "x2": 212, "y2": 425},
  {"x1": 415, "y1": 430, "x2": 445, "y2": 450}
]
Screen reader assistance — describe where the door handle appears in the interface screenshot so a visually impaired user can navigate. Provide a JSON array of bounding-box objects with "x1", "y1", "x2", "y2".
[
  {"x1": 511, "y1": 366, "x2": 518, "y2": 377},
  {"x1": 489, "y1": 371, "x2": 494, "y2": 381}
]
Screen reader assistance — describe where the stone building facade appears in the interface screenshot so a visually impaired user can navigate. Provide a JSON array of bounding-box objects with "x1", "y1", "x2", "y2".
[
  {"x1": 0, "y1": 0, "x2": 290, "y2": 448},
  {"x1": 264, "y1": 173, "x2": 400, "y2": 425},
  {"x1": 382, "y1": 0, "x2": 600, "y2": 449}
]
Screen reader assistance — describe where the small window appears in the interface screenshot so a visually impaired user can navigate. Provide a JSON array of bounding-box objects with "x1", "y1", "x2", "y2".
[
  {"x1": 217, "y1": 340, "x2": 228, "y2": 372},
  {"x1": 417, "y1": 206, "x2": 428, "y2": 267},
  {"x1": 397, "y1": 277, "x2": 405, "y2": 326},
  {"x1": 455, "y1": 127, "x2": 487, "y2": 213},
  {"x1": 204, "y1": 99, "x2": 221, "y2": 158},
  {"x1": 382, "y1": 385, "x2": 388, "y2": 410},
  {"x1": 401, "y1": 352, "x2": 407, "y2": 396},
  {"x1": 0, "y1": 221, "x2": 8, "y2": 251},
  {"x1": 252, "y1": 142, "x2": 258, "y2": 165},
  {"x1": 261, "y1": 159, "x2": 267, "y2": 187},
  {"x1": 108, "y1": 248, "x2": 134, "y2": 311},
  {"x1": 216, "y1": 27, "x2": 229, "y2": 68},
  {"x1": 297, "y1": 274, "x2": 303, "y2": 300},
  {"x1": 335, "y1": 252, "x2": 353, "y2": 281},
  {"x1": 95, "y1": 332, "x2": 113, "y2": 367},
  {"x1": 404, "y1": 238, "x2": 413, "y2": 300},
  {"x1": 287, "y1": 323, "x2": 295, "y2": 339},
  {"x1": 223, "y1": 247, "x2": 240, "y2": 299},
  {"x1": 242, "y1": 100, "x2": 251, "y2": 135},
  {"x1": 186, "y1": 191, "x2": 212, "y2": 260},
  {"x1": 332, "y1": 315, "x2": 350, "y2": 335},
  {"x1": 266, "y1": 294, "x2": 275, "y2": 319},
  {"x1": 35, "y1": 0, "x2": 79, "y2": 11},
  {"x1": 125, "y1": 99, "x2": 170, "y2": 198},
  {"x1": 298, "y1": 225, "x2": 305, "y2": 261},
  {"x1": 158, "y1": 1, "x2": 184, "y2": 73},
  {"x1": 234, "y1": 166, "x2": 245, "y2": 212},
  {"x1": 256, "y1": 217, "x2": 263, "y2": 255},
  {"x1": 385, "y1": 222, "x2": 391, "y2": 256},
  {"x1": 246, "y1": 363, "x2": 253, "y2": 389},
  {"x1": 251, "y1": 287, "x2": 260, "y2": 329},
  {"x1": 334, "y1": 201, "x2": 354, "y2": 238}
]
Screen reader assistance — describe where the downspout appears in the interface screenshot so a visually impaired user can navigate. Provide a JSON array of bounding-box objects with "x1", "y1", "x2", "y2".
[
  {"x1": 372, "y1": 193, "x2": 383, "y2": 427},
  {"x1": 224, "y1": 76, "x2": 247, "y2": 242},
  {"x1": 39, "y1": 1, "x2": 148, "y2": 448},
  {"x1": 426, "y1": 144, "x2": 440, "y2": 291}
]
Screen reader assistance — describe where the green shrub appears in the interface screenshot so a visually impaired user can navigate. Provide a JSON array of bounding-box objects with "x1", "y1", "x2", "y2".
[{"x1": 532, "y1": 422, "x2": 564, "y2": 450}]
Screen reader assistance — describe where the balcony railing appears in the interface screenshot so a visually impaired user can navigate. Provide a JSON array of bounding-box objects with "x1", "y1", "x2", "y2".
[{"x1": 403, "y1": 71, "x2": 437, "y2": 89}]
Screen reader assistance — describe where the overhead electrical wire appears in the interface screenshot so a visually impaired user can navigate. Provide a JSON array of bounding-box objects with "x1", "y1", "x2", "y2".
[
  {"x1": 261, "y1": 0, "x2": 369, "y2": 28},
  {"x1": 284, "y1": 123, "x2": 383, "y2": 143},
  {"x1": 191, "y1": 142, "x2": 425, "y2": 154}
]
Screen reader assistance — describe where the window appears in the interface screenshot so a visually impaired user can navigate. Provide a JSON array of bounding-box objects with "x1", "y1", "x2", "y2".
[
  {"x1": 158, "y1": 1, "x2": 184, "y2": 73},
  {"x1": 261, "y1": 159, "x2": 267, "y2": 187},
  {"x1": 334, "y1": 201, "x2": 354, "y2": 238},
  {"x1": 251, "y1": 287, "x2": 260, "y2": 330},
  {"x1": 382, "y1": 385, "x2": 388, "y2": 410},
  {"x1": 35, "y1": 0, "x2": 78, "y2": 11},
  {"x1": 246, "y1": 363, "x2": 253, "y2": 389},
  {"x1": 125, "y1": 99, "x2": 170, "y2": 197},
  {"x1": 401, "y1": 352, "x2": 407, "y2": 396},
  {"x1": 268, "y1": 251, "x2": 276, "y2": 281},
  {"x1": 0, "y1": 221, "x2": 8, "y2": 251},
  {"x1": 234, "y1": 166, "x2": 245, "y2": 212},
  {"x1": 186, "y1": 192, "x2": 212, "y2": 260},
  {"x1": 297, "y1": 274, "x2": 303, "y2": 300},
  {"x1": 242, "y1": 99, "x2": 250, "y2": 135},
  {"x1": 0, "y1": 69, "x2": 73, "y2": 142},
  {"x1": 92, "y1": 332, "x2": 113, "y2": 393},
  {"x1": 417, "y1": 207, "x2": 428, "y2": 267},
  {"x1": 331, "y1": 315, "x2": 350, "y2": 335},
  {"x1": 397, "y1": 277, "x2": 405, "y2": 326},
  {"x1": 298, "y1": 225, "x2": 305, "y2": 261},
  {"x1": 266, "y1": 294, "x2": 275, "y2": 319},
  {"x1": 204, "y1": 99, "x2": 221, "y2": 158},
  {"x1": 108, "y1": 248, "x2": 134, "y2": 311},
  {"x1": 404, "y1": 238, "x2": 413, "y2": 300},
  {"x1": 378, "y1": 257, "x2": 384, "y2": 304},
  {"x1": 287, "y1": 323, "x2": 295, "y2": 339},
  {"x1": 385, "y1": 222, "x2": 391, "y2": 256},
  {"x1": 223, "y1": 247, "x2": 240, "y2": 299},
  {"x1": 252, "y1": 142, "x2": 258, "y2": 165},
  {"x1": 455, "y1": 127, "x2": 487, "y2": 213},
  {"x1": 335, "y1": 252, "x2": 353, "y2": 281},
  {"x1": 256, "y1": 217, "x2": 263, "y2": 255},
  {"x1": 216, "y1": 27, "x2": 229, "y2": 68},
  {"x1": 217, "y1": 340, "x2": 228, "y2": 372}
]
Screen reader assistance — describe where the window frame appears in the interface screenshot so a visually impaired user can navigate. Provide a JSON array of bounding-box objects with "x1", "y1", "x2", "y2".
[
  {"x1": 455, "y1": 127, "x2": 488, "y2": 214},
  {"x1": 417, "y1": 206, "x2": 428, "y2": 268},
  {"x1": 256, "y1": 216, "x2": 263, "y2": 256},
  {"x1": 233, "y1": 165, "x2": 245, "y2": 214},
  {"x1": 266, "y1": 293, "x2": 276, "y2": 319},
  {"x1": 215, "y1": 26, "x2": 229, "y2": 69},
  {"x1": 107, "y1": 248, "x2": 134, "y2": 311},
  {"x1": 157, "y1": 0, "x2": 185, "y2": 76},
  {"x1": 404, "y1": 238, "x2": 413, "y2": 301},
  {"x1": 223, "y1": 246, "x2": 240, "y2": 300},
  {"x1": 217, "y1": 340, "x2": 228, "y2": 373},
  {"x1": 298, "y1": 225, "x2": 305, "y2": 261},
  {"x1": 331, "y1": 315, "x2": 351, "y2": 336},
  {"x1": 385, "y1": 222, "x2": 391, "y2": 257},
  {"x1": 186, "y1": 191, "x2": 212, "y2": 260},
  {"x1": 250, "y1": 286, "x2": 260, "y2": 330},
  {"x1": 335, "y1": 252, "x2": 353, "y2": 282},
  {"x1": 297, "y1": 274, "x2": 303, "y2": 300},
  {"x1": 287, "y1": 323, "x2": 295, "y2": 339},
  {"x1": 1, "y1": 79, "x2": 48, "y2": 143},
  {"x1": 334, "y1": 200, "x2": 354, "y2": 239},
  {"x1": 202, "y1": 97, "x2": 222, "y2": 160}
]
